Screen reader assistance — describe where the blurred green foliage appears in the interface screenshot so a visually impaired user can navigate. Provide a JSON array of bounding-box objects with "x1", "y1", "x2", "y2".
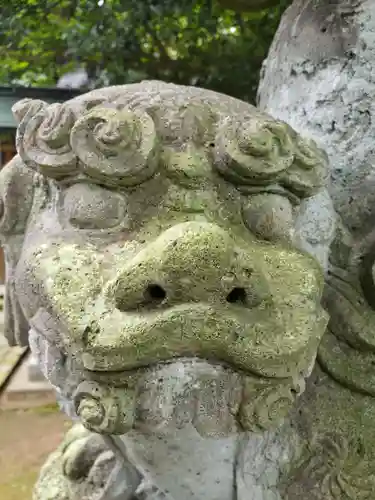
[{"x1": 0, "y1": 0, "x2": 290, "y2": 102}]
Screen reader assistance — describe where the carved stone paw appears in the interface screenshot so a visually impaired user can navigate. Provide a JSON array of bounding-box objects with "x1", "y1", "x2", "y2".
[
  {"x1": 60, "y1": 424, "x2": 114, "y2": 484},
  {"x1": 34, "y1": 423, "x2": 137, "y2": 500}
]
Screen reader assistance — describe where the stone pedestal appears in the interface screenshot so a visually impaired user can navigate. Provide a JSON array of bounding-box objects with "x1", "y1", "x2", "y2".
[{"x1": 28, "y1": 352, "x2": 46, "y2": 382}]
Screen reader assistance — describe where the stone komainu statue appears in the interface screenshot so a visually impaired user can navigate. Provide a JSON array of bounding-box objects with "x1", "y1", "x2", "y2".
[{"x1": 2, "y1": 81, "x2": 371, "y2": 500}]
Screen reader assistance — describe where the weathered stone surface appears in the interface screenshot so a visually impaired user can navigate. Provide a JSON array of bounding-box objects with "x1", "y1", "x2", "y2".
[
  {"x1": 0, "y1": 81, "x2": 332, "y2": 499},
  {"x1": 258, "y1": 1, "x2": 375, "y2": 498}
]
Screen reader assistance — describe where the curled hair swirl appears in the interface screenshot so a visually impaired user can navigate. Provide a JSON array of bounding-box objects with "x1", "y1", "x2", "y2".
[{"x1": 70, "y1": 106, "x2": 158, "y2": 187}]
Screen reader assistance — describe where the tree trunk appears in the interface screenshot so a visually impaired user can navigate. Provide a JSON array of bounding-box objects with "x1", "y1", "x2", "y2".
[{"x1": 258, "y1": 0, "x2": 374, "y2": 239}]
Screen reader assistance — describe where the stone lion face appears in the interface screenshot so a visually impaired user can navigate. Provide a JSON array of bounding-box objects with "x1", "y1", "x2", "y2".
[{"x1": 1, "y1": 82, "x2": 330, "y2": 435}]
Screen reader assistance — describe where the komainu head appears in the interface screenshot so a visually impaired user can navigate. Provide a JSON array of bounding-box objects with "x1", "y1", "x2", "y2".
[{"x1": 0, "y1": 81, "x2": 332, "y2": 436}]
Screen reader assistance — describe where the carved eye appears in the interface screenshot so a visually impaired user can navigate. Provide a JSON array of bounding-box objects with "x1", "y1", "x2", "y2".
[
  {"x1": 242, "y1": 193, "x2": 294, "y2": 242},
  {"x1": 63, "y1": 183, "x2": 126, "y2": 230}
]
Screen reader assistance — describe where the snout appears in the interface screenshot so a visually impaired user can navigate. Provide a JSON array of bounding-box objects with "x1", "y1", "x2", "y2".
[
  {"x1": 27, "y1": 221, "x2": 327, "y2": 380},
  {"x1": 109, "y1": 222, "x2": 267, "y2": 312}
]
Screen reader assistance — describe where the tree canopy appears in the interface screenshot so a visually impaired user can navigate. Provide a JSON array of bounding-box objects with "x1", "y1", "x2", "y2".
[{"x1": 0, "y1": 0, "x2": 290, "y2": 102}]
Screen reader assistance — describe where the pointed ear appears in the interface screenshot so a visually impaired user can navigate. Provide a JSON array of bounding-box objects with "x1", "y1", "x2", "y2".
[{"x1": 0, "y1": 155, "x2": 36, "y2": 345}]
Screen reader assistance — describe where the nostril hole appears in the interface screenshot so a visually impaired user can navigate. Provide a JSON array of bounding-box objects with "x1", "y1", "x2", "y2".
[
  {"x1": 226, "y1": 287, "x2": 247, "y2": 305},
  {"x1": 144, "y1": 284, "x2": 167, "y2": 303}
]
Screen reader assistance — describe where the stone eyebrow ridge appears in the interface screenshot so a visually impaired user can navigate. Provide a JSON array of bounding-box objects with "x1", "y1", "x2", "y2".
[{"x1": 12, "y1": 82, "x2": 328, "y2": 198}]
